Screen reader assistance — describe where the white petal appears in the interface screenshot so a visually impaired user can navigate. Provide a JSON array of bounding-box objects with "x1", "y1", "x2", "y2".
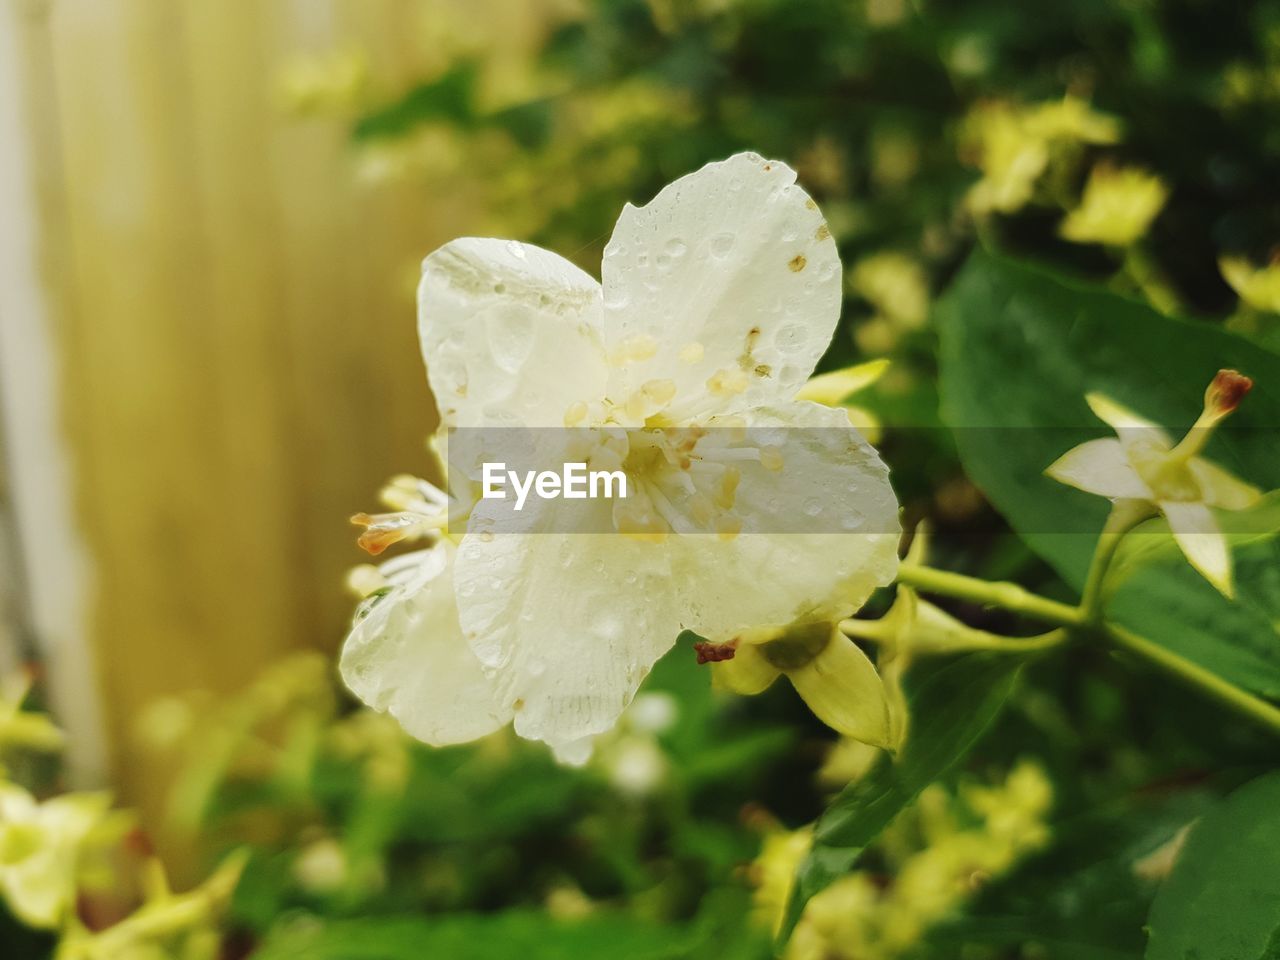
[
  {"x1": 1046, "y1": 438, "x2": 1154, "y2": 500},
  {"x1": 1159, "y1": 500, "x2": 1233, "y2": 598},
  {"x1": 668, "y1": 402, "x2": 900, "y2": 640},
  {"x1": 1189, "y1": 458, "x2": 1262, "y2": 511},
  {"x1": 549, "y1": 736, "x2": 594, "y2": 767},
  {"x1": 339, "y1": 542, "x2": 512, "y2": 746},
  {"x1": 1085, "y1": 393, "x2": 1159, "y2": 432},
  {"x1": 419, "y1": 238, "x2": 609, "y2": 427},
  {"x1": 453, "y1": 497, "x2": 679, "y2": 748},
  {"x1": 1085, "y1": 393, "x2": 1173, "y2": 454},
  {"x1": 600, "y1": 153, "x2": 842, "y2": 419},
  {"x1": 789, "y1": 635, "x2": 892, "y2": 747}
]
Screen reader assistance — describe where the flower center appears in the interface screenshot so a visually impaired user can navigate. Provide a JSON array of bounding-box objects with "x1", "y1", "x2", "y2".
[{"x1": 607, "y1": 424, "x2": 773, "y2": 541}]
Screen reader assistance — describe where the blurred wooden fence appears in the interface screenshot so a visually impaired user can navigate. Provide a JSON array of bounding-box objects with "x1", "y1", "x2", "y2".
[{"x1": 0, "y1": 0, "x2": 548, "y2": 816}]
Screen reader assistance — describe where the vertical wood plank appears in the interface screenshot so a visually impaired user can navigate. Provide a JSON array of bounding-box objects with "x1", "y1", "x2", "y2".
[{"x1": 14, "y1": 0, "x2": 549, "y2": 831}]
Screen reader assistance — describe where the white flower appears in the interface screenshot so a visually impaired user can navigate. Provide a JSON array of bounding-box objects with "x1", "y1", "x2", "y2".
[
  {"x1": 341, "y1": 153, "x2": 900, "y2": 757},
  {"x1": 0, "y1": 784, "x2": 112, "y2": 929},
  {"x1": 1047, "y1": 370, "x2": 1260, "y2": 596}
]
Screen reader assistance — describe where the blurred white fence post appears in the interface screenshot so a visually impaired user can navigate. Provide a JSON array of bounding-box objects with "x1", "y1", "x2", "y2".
[{"x1": 0, "y1": 0, "x2": 107, "y2": 785}]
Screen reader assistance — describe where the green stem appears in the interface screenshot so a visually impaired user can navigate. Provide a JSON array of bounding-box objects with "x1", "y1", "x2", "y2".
[
  {"x1": 897, "y1": 563, "x2": 1082, "y2": 628},
  {"x1": 1079, "y1": 500, "x2": 1153, "y2": 624},
  {"x1": 1105, "y1": 624, "x2": 1280, "y2": 736},
  {"x1": 898, "y1": 529, "x2": 1280, "y2": 736},
  {"x1": 1121, "y1": 246, "x2": 1180, "y2": 315}
]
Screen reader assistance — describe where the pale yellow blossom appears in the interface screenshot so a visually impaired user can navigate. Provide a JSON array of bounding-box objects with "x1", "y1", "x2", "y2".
[
  {"x1": 1220, "y1": 255, "x2": 1280, "y2": 313},
  {"x1": 1061, "y1": 165, "x2": 1168, "y2": 247}
]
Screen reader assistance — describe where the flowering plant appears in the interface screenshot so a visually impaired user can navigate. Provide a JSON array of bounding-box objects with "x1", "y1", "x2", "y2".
[{"x1": 332, "y1": 152, "x2": 1280, "y2": 958}]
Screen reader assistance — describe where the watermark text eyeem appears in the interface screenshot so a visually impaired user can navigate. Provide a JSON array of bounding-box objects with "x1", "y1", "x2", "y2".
[{"x1": 481, "y1": 462, "x2": 627, "y2": 511}]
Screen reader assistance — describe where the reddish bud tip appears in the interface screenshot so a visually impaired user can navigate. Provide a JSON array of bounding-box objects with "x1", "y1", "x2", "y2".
[{"x1": 1206, "y1": 369, "x2": 1253, "y2": 417}]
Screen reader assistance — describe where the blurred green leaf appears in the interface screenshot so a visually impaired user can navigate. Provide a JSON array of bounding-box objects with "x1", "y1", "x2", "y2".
[
  {"x1": 929, "y1": 786, "x2": 1216, "y2": 958},
  {"x1": 936, "y1": 250, "x2": 1280, "y2": 698},
  {"x1": 779, "y1": 653, "x2": 1021, "y2": 940},
  {"x1": 1145, "y1": 771, "x2": 1280, "y2": 960},
  {"x1": 253, "y1": 911, "x2": 701, "y2": 960},
  {"x1": 353, "y1": 64, "x2": 478, "y2": 141}
]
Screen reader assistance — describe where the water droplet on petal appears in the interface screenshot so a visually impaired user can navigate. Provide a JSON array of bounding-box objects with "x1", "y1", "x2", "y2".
[
  {"x1": 709, "y1": 233, "x2": 735, "y2": 259},
  {"x1": 774, "y1": 324, "x2": 808, "y2": 354}
]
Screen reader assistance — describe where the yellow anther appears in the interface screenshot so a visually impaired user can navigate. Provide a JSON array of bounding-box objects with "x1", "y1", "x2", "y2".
[
  {"x1": 679, "y1": 342, "x2": 705, "y2": 364},
  {"x1": 707, "y1": 367, "x2": 749, "y2": 397},
  {"x1": 608, "y1": 334, "x2": 659, "y2": 366},
  {"x1": 641, "y1": 378, "x2": 677, "y2": 407},
  {"x1": 624, "y1": 391, "x2": 648, "y2": 421},
  {"x1": 715, "y1": 467, "x2": 740, "y2": 510},
  {"x1": 351, "y1": 512, "x2": 427, "y2": 555},
  {"x1": 760, "y1": 445, "x2": 785, "y2": 471},
  {"x1": 715, "y1": 515, "x2": 743, "y2": 541}
]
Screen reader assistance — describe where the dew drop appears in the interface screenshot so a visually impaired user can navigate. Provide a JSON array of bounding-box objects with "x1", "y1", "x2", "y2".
[
  {"x1": 774, "y1": 323, "x2": 809, "y2": 354},
  {"x1": 486, "y1": 312, "x2": 534, "y2": 373},
  {"x1": 709, "y1": 233, "x2": 736, "y2": 259}
]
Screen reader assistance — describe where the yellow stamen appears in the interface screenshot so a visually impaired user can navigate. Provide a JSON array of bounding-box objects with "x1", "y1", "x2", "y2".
[
  {"x1": 715, "y1": 467, "x2": 740, "y2": 510},
  {"x1": 707, "y1": 367, "x2": 749, "y2": 397},
  {"x1": 641, "y1": 378, "x2": 677, "y2": 407},
  {"x1": 679, "y1": 342, "x2": 705, "y2": 363},
  {"x1": 608, "y1": 334, "x2": 659, "y2": 366},
  {"x1": 715, "y1": 515, "x2": 743, "y2": 541}
]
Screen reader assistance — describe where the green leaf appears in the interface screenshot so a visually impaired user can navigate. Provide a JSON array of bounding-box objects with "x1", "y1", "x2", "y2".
[
  {"x1": 1145, "y1": 771, "x2": 1280, "y2": 960},
  {"x1": 254, "y1": 912, "x2": 702, "y2": 960},
  {"x1": 929, "y1": 787, "x2": 1216, "y2": 958},
  {"x1": 353, "y1": 64, "x2": 478, "y2": 141},
  {"x1": 778, "y1": 653, "x2": 1021, "y2": 941},
  {"x1": 1106, "y1": 537, "x2": 1280, "y2": 699},
  {"x1": 935, "y1": 250, "x2": 1280, "y2": 699}
]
